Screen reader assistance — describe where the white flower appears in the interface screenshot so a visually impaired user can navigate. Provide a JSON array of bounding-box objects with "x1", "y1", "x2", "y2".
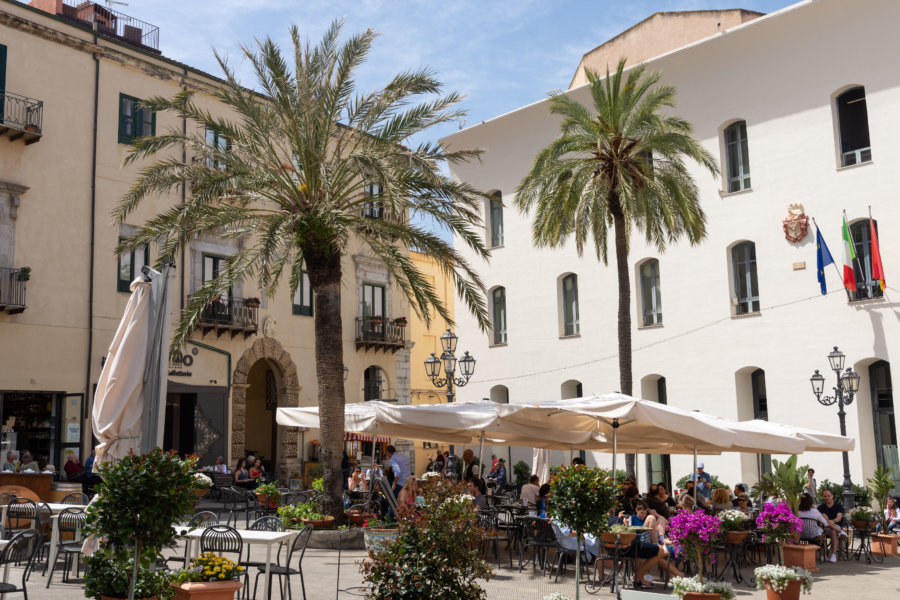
[
  {"x1": 542, "y1": 594, "x2": 571, "y2": 600},
  {"x1": 421, "y1": 472, "x2": 442, "y2": 480},
  {"x1": 193, "y1": 472, "x2": 212, "y2": 488},
  {"x1": 753, "y1": 564, "x2": 813, "y2": 594}
]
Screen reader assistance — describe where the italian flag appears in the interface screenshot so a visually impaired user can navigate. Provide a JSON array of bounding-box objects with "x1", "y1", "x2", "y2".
[{"x1": 842, "y1": 215, "x2": 857, "y2": 292}]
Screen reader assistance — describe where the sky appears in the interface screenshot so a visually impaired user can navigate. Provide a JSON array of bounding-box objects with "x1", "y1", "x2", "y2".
[{"x1": 137, "y1": 0, "x2": 796, "y2": 238}]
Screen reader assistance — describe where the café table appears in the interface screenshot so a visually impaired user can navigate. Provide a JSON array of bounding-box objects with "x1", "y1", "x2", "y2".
[
  {"x1": 849, "y1": 522, "x2": 883, "y2": 565},
  {"x1": 8, "y1": 503, "x2": 88, "y2": 576},
  {"x1": 183, "y1": 527, "x2": 298, "y2": 600}
]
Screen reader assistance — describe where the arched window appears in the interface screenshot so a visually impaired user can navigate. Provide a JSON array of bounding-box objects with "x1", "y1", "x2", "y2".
[
  {"x1": 849, "y1": 219, "x2": 884, "y2": 301},
  {"x1": 489, "y1": 385, "x2": 509, "y2": 404},
  {"x1": 363, "y1": 366, "x2": 383, "y2": 401},
  {"x1": 562, "y1": 274, "x2": 579, "y2": 336},
  {"x1": 836, "y1": 87, "x2": 872, "y2": 166},
  {"x1": 732, "y1": 242, "x2": 759, "y2": 315},
  {"x1": 488, "y1": 191, "x2": 504, "y2": 247},
  {"x1": 561, "y1": 380, "x2": 582, "y2": 399},
  {"x1": 868, "y1": 361, "x2": 896, "y2": 470},
  {"x1": 724, "y1": 121, "x2": 751, "y2": 192},
  {"x1": 639, "y1": 259, "x2": 662, "y2": 326},
  {"x1": 491, "y1": 287, "x2": 507, "y2": 345}
]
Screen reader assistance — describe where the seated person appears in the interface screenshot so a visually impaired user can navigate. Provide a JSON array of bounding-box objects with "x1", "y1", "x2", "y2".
[
  {"x1": 397, "y1": 477, "x2": 420, "y2": 508},
  {"x1": 646, "y1": 484, "x2": 671, "y2": 520},
  {"x1": 710, "y1": 488, "x2": 733, "y2": 513},
  {"x1": 213, "y1": 456, "x2": 230, "y2": 474},
  {"x1": 817, "y1": 489, "x2": 847, "y2": 562},
  {"x1": 536, "y1": 483, "x2": 551, "y2": 516},
  {"x1": 248, "y1": 458, "x2": 265, "y2": 480},
  {"x1": 1, "y1": 450, "x2": 18, "y2": 472},
  {"x1": 622, "y1": 501, "x2": 662, "y2": 589},
  {"x1": 683, "y1": 481, "x2": 710, "y2": 511},
  {"x1": 18, "y1": 450, "x2": 38, "y2": 473},
  {"x1": 628, "y1": 500, "x2": 684, "y2": 586},
  {"x1": 550, "y1": 519, "x2": 599, "y2": 562},
  {"x1": 233, "y1": 458, "x2": 256, "y2": 489},
  {"x1": 348, "y1": 466, "x2": 367, "y2": 492},
  {"x1": 677, "y1": 493, "x2": 697, "y2": 511},
  {"x1": 880, "y1": 496, "x2": 900, "y2": 533},
  {"x1": 616, "y1": 485, "x2": 640, "y2": 517},
  {"x1": 467, "y1": 478, "x2": 487, "y2": 510},
  {"x1": 520, "y1": 475, "x2": 541, "y2": 507},
  {"x1": 732, "y1": 484, "x2": 750, "y2": 508},
  {"x1": 64, "y1": 452, "x2": 84, "y2": 481},
  {"x1": 735, "y1": 492, "x2": 753, "y2": 514},
  {"x1": 486, "y1": 458, "x2": 507, "y2": 487},
  {"x1": 656, "y1": 482, "x2": 678, "y2": 508},
  {"x1": 799, "y1": 493, "x2": 838, "y2": 561}
]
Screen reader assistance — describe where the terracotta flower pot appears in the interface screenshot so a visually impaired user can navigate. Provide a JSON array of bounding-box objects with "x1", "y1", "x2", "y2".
[
  {"x1": 600, "y1": 532, "x2": 637, "y2": 547},
  {"x1": 682, "y1": 593, "x2": 722, "y2": 600},
  {"x1": 192, "y1": 488, "x2": 209, "y2": 498},
  {"x1": 256, "y1": 493, "x2": 278, "y2": 508},
  {"x1": 872, "y1": 533, "x2": 899, "y2": 556},
  {"x1": 725, "y1": 530, "x2": 750, "y2": 544},
  {"x1": 764, "y1": 579, "x2": 802, "y2": 600},
  {"x1": 171, "y1": 580, "x2": 244, "y2": 600},
  {"x1": 102, "y1": 596, "x2": 156, "y2": 600},
  {"x1": 302, "y1": 516, "x2": 335, "y2": 529},
  {"x1": 851, "y1": 520, "x2": 871, "y2": 531},
  {"x1": 347, "y1": 511, "x2": 375, "y2": 526},
  {"x1": 782, "y1": 543, "x2": 818, "y2": 572}
]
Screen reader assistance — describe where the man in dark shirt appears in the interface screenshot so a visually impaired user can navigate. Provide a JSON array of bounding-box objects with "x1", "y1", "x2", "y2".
[
  {"x1": 817, "y1": 489, "x2": 847, "y2": 562},
  {"x1": 487, "y1": 458, "x2": 507, "y2": 487}
]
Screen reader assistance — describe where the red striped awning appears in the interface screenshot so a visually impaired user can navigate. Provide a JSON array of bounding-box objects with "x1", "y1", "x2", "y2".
[{"x1": 344, "y1": 432, "x2": 390, "y2": 443}]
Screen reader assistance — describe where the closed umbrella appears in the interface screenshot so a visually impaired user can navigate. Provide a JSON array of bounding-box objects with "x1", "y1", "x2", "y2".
[{"x1": 532, "y1": 448, "x2": 550, "y2": 485}]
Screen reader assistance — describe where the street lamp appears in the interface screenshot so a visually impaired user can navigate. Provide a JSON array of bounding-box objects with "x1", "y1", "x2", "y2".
[
  {"x1": 810, "y1": 346, "x2": 861, "y2": 510},
  {"x1": 425, "y1": 329, "x2": 476, "y2": 454}
]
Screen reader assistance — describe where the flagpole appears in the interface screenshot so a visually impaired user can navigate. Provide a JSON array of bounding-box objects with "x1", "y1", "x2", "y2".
[{"x1": 812, "y1": 217, "x2": 850, "y2": 301}]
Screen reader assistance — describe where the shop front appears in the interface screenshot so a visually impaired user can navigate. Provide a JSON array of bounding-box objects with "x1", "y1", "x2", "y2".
[{"x1": 0, "y1": 390, "x2": 83, "y2": 471}]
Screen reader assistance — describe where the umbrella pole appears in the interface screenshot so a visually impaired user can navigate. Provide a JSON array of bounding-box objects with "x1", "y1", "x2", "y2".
[
  {"x1": 693, "y1": 446, "x2": 698, "y2": 503},
  {"x1": 367, "y1": 427, "x2": 379, "y2": 503},
  {"x1": 611, "y1": 418, "x2": 619, "y2": 480},
  {"x1": 477, "y1": 431, "x2": 485, "y2": 482}
]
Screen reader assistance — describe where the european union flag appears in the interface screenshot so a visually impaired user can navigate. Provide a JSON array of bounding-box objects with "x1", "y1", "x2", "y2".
[{"x1": 816, "y1": 226, "x2": 835, "y2": 295}]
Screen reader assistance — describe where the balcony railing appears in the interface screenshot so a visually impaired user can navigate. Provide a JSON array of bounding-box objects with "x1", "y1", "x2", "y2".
[
  {"x1": 0, "y1": 268, "x2": 28, "y2": 314},
  {"x1": 60, "y1": 1, "x2": 160, "y2": 53},
  {"x1": 0, "y1": 91, "x2": 43, "y2": 145},
  {"x1": 355, "y1": 316, "x2": 406, "y2": 353},
  {"x1": 195, "y1": 296, "x2": 258, "y2": 339}
]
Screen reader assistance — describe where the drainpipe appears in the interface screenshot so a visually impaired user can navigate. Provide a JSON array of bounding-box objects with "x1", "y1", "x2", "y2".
[
  {"x1": 180, "y1": 68, "x2": 187, "y2": 311},
  {"x1": 82, "y1": 32, "x2": 100, "y2": 446}
]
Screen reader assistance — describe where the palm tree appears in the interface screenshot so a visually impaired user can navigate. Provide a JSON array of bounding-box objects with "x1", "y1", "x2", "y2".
[
  {"x1": 515, "y1": 59, "x2": 717, "y2": 480},
  {"x1": 115, "y1": 21, "x2": 490, "y2": 517}
]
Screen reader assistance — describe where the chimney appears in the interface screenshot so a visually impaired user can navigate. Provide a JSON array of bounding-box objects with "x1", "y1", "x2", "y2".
[{"x1": 28, "y1": 0, "x2": 63, "y2": 16}]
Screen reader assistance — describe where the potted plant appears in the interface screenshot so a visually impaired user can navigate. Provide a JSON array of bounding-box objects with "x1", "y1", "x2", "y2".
[
  {"x1": 761, "y1": 455, "x2": 808, "y2": 516},
  {"x1": 849, "y1": 506, "x2": 874, "y2": 531},
  {"x1": 171, "y1": 552, "x2": 244, "y2": 600},
  {"x1": 671, "y1": 576, "x2": 735, "y2": 600},
  {"x1": 548, "y1": 465, "x2": 617, "y2": 600},
  {"x1": 360, "y1": 477, "x2": 490, "y2": 599},
  {"x1": 869, "y1": 465, "x2": 898, "y2": 556},
  {"x1": 369, "y1": 314, "x2": 383, "y2": 324},
  {"x1": 17, "y1": 266, "x2": 31, "y2": 282},
  {"x1": 255, "y1": 482, "x2": 281, "y2": 508},
  {"x1": 83, "y1": 448, "x2": 199, "y2": 600},
  {"x1": 361, "y1": 515, "x2": 400, "y2": 557},
  {"x1": 667, "y1": 510, "x2": 727, "y2": 597},
  {"x1": 753, "y1": 564, "x2": 813, "y2": 600},
  {"x1": 346, "y1": 507, "x2": 376, "y2": 526},
  {"x1": 599, "y1": 523, "x2": 638, "y2": 547},
  {"x1": 243, "y1": 297, "x2": 260, "y2": 308},
  {"x1": 278, "y1": 502, "x2": 334, "y2": 530},
  {"x1": 756, "y1": 502, "x2": 807, "y2": 568},
  {"x1": 192, "y1": 473, "x2": 212, "y2": 498},
  {"x1": 393, "y1": 316, "x2": 407, "y2": 327},
  {"x1": 719, "y1": 509, "x2": 750, "y2": 544}
]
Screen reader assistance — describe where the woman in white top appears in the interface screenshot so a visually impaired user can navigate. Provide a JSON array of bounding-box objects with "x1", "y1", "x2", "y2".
[{"x1": 798, "y1": 494, "x2": 838, "y2": 562}]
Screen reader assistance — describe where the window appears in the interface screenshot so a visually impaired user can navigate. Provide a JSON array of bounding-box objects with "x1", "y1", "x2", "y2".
[
  {"x1": 118, "y1": 93, "x2": 155, "y2": 144},
  {"x1": 0, "y1": 45, "x2": 6, "y2": 122},
  {"x1": 646, "y1": 377, "x2": 672, "y2": 491},
  {"x1": 491, "y1": 287, "x2": 507, "y2": 345},
  {"x1": 868, "y1": 361, "x2": 897, "y2": 470},
  {"x1": 849, "y1": 220, "x2": 883, "y2": 301},
  {"x1": 639, "y1": 259, "x2": 662, "y2": 326},
  {"x1": 292, "y1": 270, "x2": 313, "y2": 316},
  {"x1": 117, "y1": 238, "x2": 148, "y2": 293},
  {"x1": 361, "y1": 283, "x2": 384, "y2": 317},
  {"x1": 562, "y1": 274, "x2": 579, "y2": 336},
  {"x1": 202, "y1": 254, "x2": 232, "y2": 304},
  {"x1": 364, "y1": 182, "x2": 383, "y2": 219},
  {"x1": 489, "y1": 191, "x2": 504, "y2": 247},
  {"x1": 836, "y1": 87, "x2": 872, "y2": 166},
  {"x1": 732, "y1": 242, "x2": 759, "y2": 314},
  {"x1": 752, "y1": 368, "x2": 771, "y2": 476},
  {"x1": 724, "y1": 121, "x2": 751, "y2": 192},
  {"x1": 364, "y1": 366, "x2": 383, "y2": 401},
  {"x1": 205, "y1": 128, "x2": 228, "y2": 170}
]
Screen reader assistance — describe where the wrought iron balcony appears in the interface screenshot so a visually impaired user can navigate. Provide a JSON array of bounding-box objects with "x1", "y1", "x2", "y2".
[
  {"x1": 195, "y1": 296, "x2": 258, "y2": 339},
  {"x1": 0, "y1": 91, "x2": 43, "y2": 145},
  {"x1": 60, "y1": 0, "x2": 160, "y2": 53},
  {"x1": 355, "y1": 316, "x2": 406, "y2": 353},
  {"x1": 0, "y1": 268, "x2": 28, "y2": 314}
]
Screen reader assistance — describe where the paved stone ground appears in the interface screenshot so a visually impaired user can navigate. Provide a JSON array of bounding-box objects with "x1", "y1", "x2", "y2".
[{"x1": 23, "y1": 538, "x2": 900, "y2": 600}]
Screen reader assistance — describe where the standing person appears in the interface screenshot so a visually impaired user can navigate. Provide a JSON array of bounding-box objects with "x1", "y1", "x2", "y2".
[
  {"x1": 434, "y1": 451, "x2": 445, "y2": 475},
  {"x1": 490, "y1": 454, "x2": 499, "y2": 476},
  {"x1": 487, "y1": 458, "x2": 507, "y2": 487},
  {"x1": 462, "y1": 449, "x2": 479, "y2": 482},
  {"x1": 817, "y1": 489, "x2": 847, "y2": 562},
  {"x1": 385, "y1": 445, "x2": 410, "y2": 496},
  {"x1": 366, "y1": 462, "x2": 384, "y2": 486},
  {"x1": 804, "y1": 468, "x2": 818, "y2": 501},
  {"x1": 688, "y1": 462, "x2": 712, "y2": 501}
]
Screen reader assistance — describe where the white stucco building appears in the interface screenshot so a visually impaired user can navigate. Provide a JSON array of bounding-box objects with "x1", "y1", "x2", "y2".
[{"x1": 441, "y1": 0, "x2": 899, "y2": 492}]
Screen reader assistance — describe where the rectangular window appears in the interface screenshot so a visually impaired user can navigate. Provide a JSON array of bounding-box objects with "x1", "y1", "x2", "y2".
[
  {"x1": 202, "y1": 254, "x2": 232, "y2": 304},
  {"x1": 490, "y1": 197, "x2": 504, "y2": 247},
  {"x1": 732, "y1": 242, "x2": 760, "y2": 314},
  {"x1": 361, "y1": 283, "x2": 384, "y2": 317},
  {"x1": 364, "y1": 183, "x2": 384, "y2": 219},
  {"x1": 837, "y1": 87, "x2": 872, "y2": 167},
  {"x1": 292, "y1": 271, "x2": 313, "y2": 316},
  {"x1": 118, "y1": 93, "x2": 155, "y2": 144},
  {"x1": 117, "y1": 238, "x2": 148, "y2": 293},
  {"x1": 0, "y1": 45, "x2": 6, "y2": 123},
  {"x1": 562, "y1": 275, "x2": 579, "y2": 336},
  {"x1": 640, "y1": 260, "x2": 662, "y2": 326},
  {"x1": 725, "y1": 121, "x2": 751, "y2": 192},
  {"x1": 492, "y1": 287, "x2": 507, "y2": 345},
  {"x1": 205, "y1": 128, "x2": 229, "y2": 170}
]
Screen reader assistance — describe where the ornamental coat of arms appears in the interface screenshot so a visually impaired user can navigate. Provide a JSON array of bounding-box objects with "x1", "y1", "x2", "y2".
[{"x1": 783, "y1": 204, "x2": 809, "y2": 243}]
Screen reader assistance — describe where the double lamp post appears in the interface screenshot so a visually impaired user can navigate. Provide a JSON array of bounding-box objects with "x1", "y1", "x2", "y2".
[{"x1": 424, "y1": 329, "x2": 476, "y2": 455}]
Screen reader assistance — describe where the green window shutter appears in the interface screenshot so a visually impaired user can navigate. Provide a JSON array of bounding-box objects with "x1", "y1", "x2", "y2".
[
  {"x1": 0, "y1": 45, "x2": 7, "y2": 123},
  {"x1": 118, "y1": 93, "x2": 154, "y2": 144}
]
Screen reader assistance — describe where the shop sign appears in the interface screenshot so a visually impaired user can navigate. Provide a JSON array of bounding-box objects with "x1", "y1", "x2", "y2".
[{"x1": 168, "y1": 347, "x2": 197, "y2": 377}]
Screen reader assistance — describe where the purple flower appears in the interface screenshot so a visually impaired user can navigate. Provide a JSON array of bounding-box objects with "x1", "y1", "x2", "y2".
[{"x1": 756, "y1": 502, "x2": 802, "y2": 544}]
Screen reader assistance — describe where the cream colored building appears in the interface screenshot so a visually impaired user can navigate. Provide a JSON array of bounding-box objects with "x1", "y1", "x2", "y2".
[
  {"x1": 0, "y1": 0, "x2": 411, "y2": 478},
  {"x1": 443, "y1": 0, "x2": 900, "y2": 492}
]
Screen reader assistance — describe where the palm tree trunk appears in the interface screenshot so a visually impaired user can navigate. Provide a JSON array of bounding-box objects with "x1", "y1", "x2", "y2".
[
  {"x1": 307, "y1": 248, "x2": 346, "y2": 520},
  {"x1": 611, "y1": 198, "x2": 636, "y2": 481}
]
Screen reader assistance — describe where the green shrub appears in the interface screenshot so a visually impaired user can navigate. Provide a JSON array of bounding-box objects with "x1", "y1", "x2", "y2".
[
  {"x1": 817, "y1": 479, "x2": 873, "y2": 507},
  {"x1": 84, "y1": 549, "x2": 174, "y2": 600},
  {"x1": 513, "y1": 461, "x2": 531, "y2": 485},
  {"x1": 676, "y1": 473, "x2": 728, "y2": 492}
]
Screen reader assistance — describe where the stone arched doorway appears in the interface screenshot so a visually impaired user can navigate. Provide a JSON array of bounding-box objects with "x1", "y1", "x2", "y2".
[{"x1": 232, "y1": 338, "x2": 301, "y2": 474}]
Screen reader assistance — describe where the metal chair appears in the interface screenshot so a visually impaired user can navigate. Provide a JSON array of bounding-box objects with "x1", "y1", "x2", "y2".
[
  {"x1": 6, "y1": 499, "x2": 37, "y2": 537},
  {"x1": 479, "y1": 510, "x2": 513, "y2": 569},
  {"x1": 199, "y1": 524, "x2": 243, "y2": 561},
  {"x1": 0, "y1": 529, "x2": 41, "y2": 600},
  {"x1": 166, "y1": 511, "x2": 220, "y2": 567},
  {"x1": 519, "y1": 516, "x2": 557, "y2": 571},
  {"x1": 0, "y1": 493, "x2": 16, "y2": 506},
  {"x1": 224, "y1": 487, "x2": 262, "y2": 528},
  {"x1": 253, "y1": 525, "x2": 314, "y2": 600},
  {"x1": 45, "y1": 508, "x2": 86, "y2": 587},
  {"x1": 240, "y1": 516, "x2": 286, "y2": 588},
  {"x1": 60, "y1": 493, "x2": 88, "y2": 505},
  {"x1": 800, "y1": 517, "x2": 829, "y2": 563}
]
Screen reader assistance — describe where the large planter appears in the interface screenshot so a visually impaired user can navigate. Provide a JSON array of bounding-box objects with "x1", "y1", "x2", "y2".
[
  {"x1": 782, "y1": 544, "x2": 818, "y2": 572},
  {"x1": 764, "y1": 579, "x2": 802, "y2": 600},
  {"x1": 600, "y1": 532, "x2": 636, "y2": 547},
  {"x1": 171, "y1": 581, "x2": 244, "y2": 600},
  {"x1": 192, "y1": 488, "x2": 209, "y2": 498},
  {"x1": 682, "y1": 593, "x2": 722, "y2": 600},
  {"x1": 872, "y1": 533, "x2": 899, "y2": 556},
  {"x1": 363, "y1": 527, "x2": 399, "y2": 558},
  {"x1": 851, "y1": 520, "x2": 871, "y2": 531},
  {"x1": 347, "y1": 511, "x2": 375, "y2": 526},
  {"x1": 302, "y1": 516, "x2": 335, "y2": 529},
  {"x1": 725, "y1": 530, "x2": 750, "y2": 544}
]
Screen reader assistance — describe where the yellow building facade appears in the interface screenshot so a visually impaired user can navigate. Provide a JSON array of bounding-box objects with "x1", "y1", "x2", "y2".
[{"x1": 0, "y1": 0, "x2": 411, "y2": 478}]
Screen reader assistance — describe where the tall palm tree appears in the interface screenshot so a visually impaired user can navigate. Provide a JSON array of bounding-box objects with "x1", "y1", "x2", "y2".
[
  {"x1": 115, "y1": 21, "x2": 490, "y2": 517},
  {"x1": 515, "y1": 59, "x2": 717, "y2": 480}
]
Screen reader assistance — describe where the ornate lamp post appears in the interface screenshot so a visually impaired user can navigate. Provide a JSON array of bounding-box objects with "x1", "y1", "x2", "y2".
[
  {"x1": 810, "y1": 346, "x2": 861, "y2": 510},
  {"x1": 425, "y1": 329, "x2": 476, "y2": 455}
]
